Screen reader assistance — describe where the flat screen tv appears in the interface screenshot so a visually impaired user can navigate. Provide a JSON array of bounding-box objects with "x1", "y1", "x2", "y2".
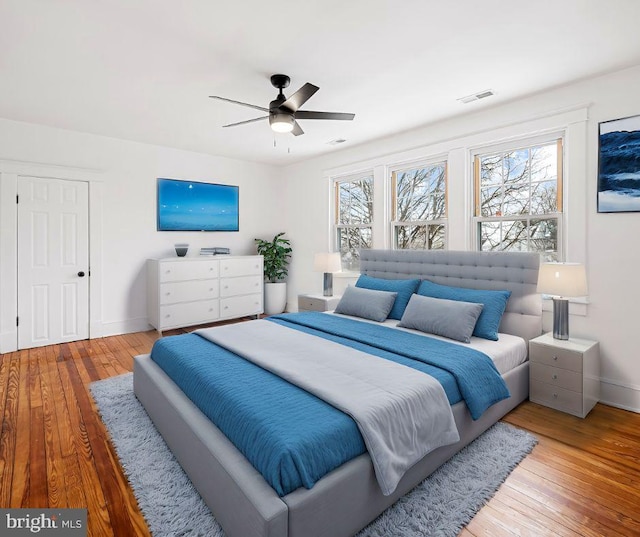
[{"x1": 157, "y1": 178, "x2": 239, "y2": 231}]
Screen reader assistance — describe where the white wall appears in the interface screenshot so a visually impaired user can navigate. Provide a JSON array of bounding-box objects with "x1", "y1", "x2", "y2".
[
  {"x1": 0, "y1": 118, "x2": 284, "y2": 348},
  {"x1": 282, "y1": 64, "x2": 640, "y2": 413}
]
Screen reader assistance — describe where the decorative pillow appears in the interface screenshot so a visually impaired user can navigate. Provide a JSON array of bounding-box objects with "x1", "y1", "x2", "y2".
[
  {"x1": 355, "y1": 275, "x2": 420, "y2": 320},
  {"x1": 417, "y1": 280, "x2": 511, "y2": 341},
  {"x1": 398, "y1": 295, "x2": 484, "y2": 343},
  {"x1": 334, "y1": 286, "x2": 398, "y2": 322}
]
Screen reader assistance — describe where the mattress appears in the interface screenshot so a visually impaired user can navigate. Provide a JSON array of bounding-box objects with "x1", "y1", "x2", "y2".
[{"x1": 325, "y1": 311, "x2": 528, "y2": 374}]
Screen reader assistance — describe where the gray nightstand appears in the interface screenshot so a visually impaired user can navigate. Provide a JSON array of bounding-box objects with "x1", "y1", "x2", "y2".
[
  {"x1": 529, "y1": 333, "x2": 600, "y2": 418},
  {"x1": 298, "y1": 293, "x2": 342, "y2": 312}
]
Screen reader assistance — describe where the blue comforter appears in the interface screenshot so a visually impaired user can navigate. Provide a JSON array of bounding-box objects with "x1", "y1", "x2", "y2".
[{"x1": 150, "y1": 312, "x2": 509, "y2": 496}]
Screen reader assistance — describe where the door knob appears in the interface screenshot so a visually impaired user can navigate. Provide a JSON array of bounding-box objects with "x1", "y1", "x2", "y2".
[{"x1": 77, "y1": 271, "x2": 85, "y2": 277}]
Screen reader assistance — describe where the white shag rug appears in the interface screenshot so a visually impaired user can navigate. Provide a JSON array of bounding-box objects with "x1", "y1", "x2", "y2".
[{"x1": 91, "y1": 373, "x2": 536, "y2": 537}]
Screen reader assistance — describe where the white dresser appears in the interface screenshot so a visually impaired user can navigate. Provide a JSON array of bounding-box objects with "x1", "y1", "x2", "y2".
[{"x1": 147, "y1": 255, "x2": 263, "y2": 333}]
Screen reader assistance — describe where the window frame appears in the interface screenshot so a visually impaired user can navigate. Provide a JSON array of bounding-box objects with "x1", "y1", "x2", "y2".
[
  {"x1": 389, "y1": 159, "x2": 448, "y2": 251},
  {"x1": 332, "y1": 171, "x2": 375, "y2": 270},
  {"x1": 472, "y1": 136, "x2": 564, "y2": 261}
]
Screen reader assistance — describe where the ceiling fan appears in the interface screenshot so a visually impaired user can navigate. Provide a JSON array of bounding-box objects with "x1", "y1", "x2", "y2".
[{"x1": 209, "y1": 74, "x2": 355, "y2": 136}]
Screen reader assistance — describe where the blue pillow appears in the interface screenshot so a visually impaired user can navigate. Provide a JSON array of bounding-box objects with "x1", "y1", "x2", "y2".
[
  {"x1": 417, "y1": 280, "x2": 511, "y2": 341},
  {"x1": 355, "y1": 275, "x2": 420, "y2": 320}
]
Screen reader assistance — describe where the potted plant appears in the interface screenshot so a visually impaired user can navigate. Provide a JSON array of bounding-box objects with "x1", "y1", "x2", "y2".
[{"x1": 255, "y1": 232, "x2": 292, "y2": 314}]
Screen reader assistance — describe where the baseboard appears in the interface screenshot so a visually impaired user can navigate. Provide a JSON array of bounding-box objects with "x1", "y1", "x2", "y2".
[
  {"x1": 599, "y1": 376, "x2": 640, "y2": 414},
  {"x1": 99, "y1": 317, "x2": 151, "y2": 338}
]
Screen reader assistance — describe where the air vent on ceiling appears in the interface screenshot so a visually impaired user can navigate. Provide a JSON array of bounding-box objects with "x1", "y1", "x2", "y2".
[
  {"x1": 457, "y1": 89, "x2": 495, "y2": 104},
  {"x1": 327, "y1": 138, "x2": 347, "y2": 146}
]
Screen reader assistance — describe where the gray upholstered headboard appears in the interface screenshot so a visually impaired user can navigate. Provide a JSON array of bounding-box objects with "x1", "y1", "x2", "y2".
[{"x1": 359, "y1": 249, "x2": 542, "y2": 342}]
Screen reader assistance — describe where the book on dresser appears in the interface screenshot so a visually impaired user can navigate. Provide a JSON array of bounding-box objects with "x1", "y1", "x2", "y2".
[{"x1": 147, "y1": 255, "x2": 263, "y2": 333}]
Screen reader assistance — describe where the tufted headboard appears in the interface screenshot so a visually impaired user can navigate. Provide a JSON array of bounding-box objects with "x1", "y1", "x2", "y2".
[{"x1": 359, "y1": 249, "x2": 542, "y2": 341}]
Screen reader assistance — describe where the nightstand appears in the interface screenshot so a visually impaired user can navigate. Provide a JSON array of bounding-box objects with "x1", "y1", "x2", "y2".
[
  {"x1": 529, "y1": 333, "x2": 600, "y2": 418},
  {"x1": 298, "y1": 293, "x2": 342, "y2": 312}
]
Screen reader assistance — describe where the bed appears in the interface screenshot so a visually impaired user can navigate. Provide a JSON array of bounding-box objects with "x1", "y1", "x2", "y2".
[{"x1": 133, "y1": 249, "x2": 542, "y2": 537}]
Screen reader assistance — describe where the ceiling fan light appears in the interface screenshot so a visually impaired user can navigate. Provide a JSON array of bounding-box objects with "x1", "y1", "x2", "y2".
[{"x1": 270, "y1": 113, "x2": 295, "y2": 133}]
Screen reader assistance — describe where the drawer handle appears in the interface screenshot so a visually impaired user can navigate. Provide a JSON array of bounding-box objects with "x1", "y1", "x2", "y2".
[
  {"x1": 210, "y1": 267, "x2": 214, "y2": 271},
  {"x1": 165, "y1": 314, "x2": 171, "y2": 318},
  {"x1": 552, "y1": 374, "x2": 558, "y2": 380},
  {"x1": 209, "y1": 288, "x2": 214, "y2": 291},
  {"x1": 553, "y1": 393, "x2": 558, "y2": 399},
  {"x1": 166, "y1": 292, "x2": 171, "y2": 295},
  {"x1": 224, "y1": 285, "x2": 229, "y2": 289},
  {"x1": 166, "y1": 270, "x2": 171, "y2": 273},
  {"x1": 209, "y1": 308, "x2": 214, "y2": 312},
  {"x1": 553, "y1": 356, "x2": 558, "y2": 361},
  {"x1": 224, "y1": 306, "x2": 229, "y2": 310}
]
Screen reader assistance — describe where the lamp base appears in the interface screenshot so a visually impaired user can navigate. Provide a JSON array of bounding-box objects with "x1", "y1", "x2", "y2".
[
  {"x1": 322, "y1": 273, "x2": 334, "y2": 297},
  {"x1": 552, "y1": 297, "x2": 569, "y2": 340}
]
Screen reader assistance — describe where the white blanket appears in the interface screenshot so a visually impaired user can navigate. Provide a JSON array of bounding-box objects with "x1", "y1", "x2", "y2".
[{"x1": 195, "y1": 319, "x2": 459, "y2": 496}]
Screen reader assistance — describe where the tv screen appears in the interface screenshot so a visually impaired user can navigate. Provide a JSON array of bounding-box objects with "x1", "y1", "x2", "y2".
[{"x1": 157, "y1": 178, "x2": 239, "y2": 231}]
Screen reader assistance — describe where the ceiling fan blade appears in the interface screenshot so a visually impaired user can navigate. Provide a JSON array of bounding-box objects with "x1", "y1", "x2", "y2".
[
  {"x1": 280, "y1": 83, "x2": 319, "y2": 113},
  {"x1": 223, "y1": 116, "x2": 269, "y2": 128},
  {"x1": 295, "y1": 110, "x2": 355, "y2": 121},
  {"x1": 210, "y1": 95, "x2": 269, "y2": 112},
  {"x1": 292, "y1": 121, "x2": 304, "y2": 136}
]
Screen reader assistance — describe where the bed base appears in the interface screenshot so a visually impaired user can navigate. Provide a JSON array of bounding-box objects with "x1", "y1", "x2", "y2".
[{"x1": 133, "y1": 353, "x2": 529, "y2": 537}]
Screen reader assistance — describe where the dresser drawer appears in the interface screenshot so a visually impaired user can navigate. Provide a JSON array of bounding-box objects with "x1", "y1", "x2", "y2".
[
  {"x1": 220, "y1": 294, "x2": 263, "y2": 318},
  {"x1": 160, "y1": 279, "x2": 219, "y2": 305},
  {"x1": 159, "y1": 300, "x2": 219, "y2": 329},
  {"x1": 530, "y1": 343, "x2": 583, "y2": 373},
  {"x1": 220, "y1": 275, "x2": 262, "y2": 297},
  {"x1": 159, "y1": 260, "x2": 219, "y2": 282},
  {"x1": 530, "y1": 380, "x2": 583, "y2": 416},
  {"x1": 220, "y1": 257, "x2": 262, "y2": 277},
  {"x1": 530, "y1": 362, "x2": 582, "y2": 392}
]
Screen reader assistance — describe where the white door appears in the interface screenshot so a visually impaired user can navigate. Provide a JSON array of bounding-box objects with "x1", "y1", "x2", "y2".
[{"x1": 17, "y1": 176, "x2": 89, "y2": 349}]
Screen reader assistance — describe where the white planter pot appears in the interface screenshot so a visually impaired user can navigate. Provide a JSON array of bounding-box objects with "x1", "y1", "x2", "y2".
[{"x1": 264, "y1": 282, "x2": 287, "y2": 315}]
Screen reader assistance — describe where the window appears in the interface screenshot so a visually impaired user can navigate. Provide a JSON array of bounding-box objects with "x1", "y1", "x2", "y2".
[
  {"x1": 391, "y1": 161, "x2": 447, "y2": 250},
  {"x1": 334, "y1": 174, "x2": 374, "y2": 270},
  {"x1": 474, "y1": 139, "x2": 563, "y2": 261}
]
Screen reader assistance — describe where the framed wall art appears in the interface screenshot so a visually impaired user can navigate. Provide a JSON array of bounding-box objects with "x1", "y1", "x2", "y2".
[{"x1": 598, "y1": 114, "x2": 640, "y2": 213}]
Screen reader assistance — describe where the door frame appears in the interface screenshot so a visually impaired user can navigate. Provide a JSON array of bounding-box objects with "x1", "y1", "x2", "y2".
[{"x1": 0, "y1": 160, "x2": 104, "y2": 353}]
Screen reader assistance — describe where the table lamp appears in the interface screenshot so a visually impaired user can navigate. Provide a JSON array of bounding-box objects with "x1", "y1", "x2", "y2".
[
  {"x1": 537, "y1": 262, "x2": 588, "y2": 340},
  {"x1": 314, "y1": 252, "x2": 342, "y2": 296}
]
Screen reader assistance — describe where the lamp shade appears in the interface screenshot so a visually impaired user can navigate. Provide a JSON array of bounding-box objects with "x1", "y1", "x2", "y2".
[
  {"x1": 537, "y1": 263, "x2": 588, "y2": 297},
  {"x1": 314, "y1": 252, "x2": 342, "y2": 273}
]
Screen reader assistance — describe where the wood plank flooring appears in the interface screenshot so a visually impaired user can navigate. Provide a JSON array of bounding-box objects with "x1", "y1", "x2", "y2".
[{"x1": 1, "y1": 327, "x2": 639, "y2": 536}]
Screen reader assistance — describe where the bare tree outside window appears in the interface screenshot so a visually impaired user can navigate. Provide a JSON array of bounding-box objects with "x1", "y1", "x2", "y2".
[
  {"x1": 335, "y1": 175, "x2": 373, "y2": 270},
  {"x1": 392, "y1": 162, "x2": 447, "y2": 250},
  {"x1": 474, "y1": 140, "x2": 563, "y2": 261}
]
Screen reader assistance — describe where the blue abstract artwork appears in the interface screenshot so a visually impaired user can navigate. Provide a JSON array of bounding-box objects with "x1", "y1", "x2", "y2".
[{"x1": 598, "y1": 115, "x2": 640, "y2": 213}]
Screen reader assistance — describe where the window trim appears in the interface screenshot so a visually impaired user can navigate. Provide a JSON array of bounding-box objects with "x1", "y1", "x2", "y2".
[
  {"x1": 471, "y1": 136, "x2": 564, "y2": 260},
  {"x1": 389, "y1": 159, "x2": 449, "y2": 250},
  {"x1": 332, "y1": 171, "x2": 375, "y2": 269}
]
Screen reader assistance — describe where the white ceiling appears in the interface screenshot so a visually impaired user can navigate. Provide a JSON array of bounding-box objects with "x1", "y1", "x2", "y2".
[{"x1": 2, "y1": 0, "x2": 640, "y2": 166}]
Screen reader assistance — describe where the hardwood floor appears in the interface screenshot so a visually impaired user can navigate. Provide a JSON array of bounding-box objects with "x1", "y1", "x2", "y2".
[{"x1": 1, "y1": 329, "x2": 639, "y2": 536}]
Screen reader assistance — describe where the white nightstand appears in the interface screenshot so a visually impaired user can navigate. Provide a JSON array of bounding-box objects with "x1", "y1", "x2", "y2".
[
  {"x1": 529, "y1": 333, "x2": 600, "y2": 418},
  {"x1": 298, "y1": 293, "x2": 342, "y2": 312}
]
